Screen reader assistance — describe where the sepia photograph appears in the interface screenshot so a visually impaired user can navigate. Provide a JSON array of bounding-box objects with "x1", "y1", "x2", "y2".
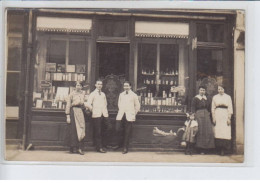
[{"x1": 4, "y1": 7, "x2": 245, "y2": 164}]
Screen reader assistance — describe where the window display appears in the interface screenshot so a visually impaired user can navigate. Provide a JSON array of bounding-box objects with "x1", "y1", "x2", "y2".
[
  {"x1": 32, "y1": 36, "x2": 89, "y2": 110},
  {"x1": 137, "y1": 43, "x2": 186, "y2": 113}
]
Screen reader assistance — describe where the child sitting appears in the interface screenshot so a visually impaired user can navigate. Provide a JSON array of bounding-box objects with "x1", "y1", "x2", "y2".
[{"x1": 181, "y1": 112, "x2": 198, "y2": 155}]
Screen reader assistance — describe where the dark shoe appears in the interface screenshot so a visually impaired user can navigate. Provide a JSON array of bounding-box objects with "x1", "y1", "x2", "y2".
[
  {"x1": 122, "y1": 148, "x2": 128, "y2": 154},
  {"x1": 106, "y1": 145, "x2": 119, "y2": 150},
  {"x1": 78, "y1": 149, "x2": 84, "y2": 155},
  {"x1": 98, "y1": 148, "x2": 107, "y2": 153}
]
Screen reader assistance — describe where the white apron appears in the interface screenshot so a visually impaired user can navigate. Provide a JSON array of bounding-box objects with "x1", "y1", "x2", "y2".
[{"x1": 214, "y1": 108, "x2": 231, "y2": 140}]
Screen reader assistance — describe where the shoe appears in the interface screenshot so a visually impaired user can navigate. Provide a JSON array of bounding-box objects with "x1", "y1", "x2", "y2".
[
  {"x1": 98, "y1": 148, "x2": 107, "y2": 153},
  {"x1": 78, "y1": 149, "x2": 84, "y2": 155},
  {"x1": 122, "y1": 148, "x2": 128, "y2": 154},
  {"x1": 111, "y1": 145, "x2": 119, "y2": 150}
]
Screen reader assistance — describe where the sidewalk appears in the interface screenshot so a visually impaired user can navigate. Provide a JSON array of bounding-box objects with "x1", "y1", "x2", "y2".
[{"x1": 4, "y1": 145, "x2": 244, "y2": 164}]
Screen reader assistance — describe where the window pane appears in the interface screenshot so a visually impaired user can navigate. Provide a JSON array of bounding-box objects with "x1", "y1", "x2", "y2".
[
  {"x1": 98, "y1": 20, "x2": 128, "y2": 37},
  {"x1": 159, "y1": 44, "x2": 179, "y2": 96},
  {"x1": 6, "y1": 73, "x2": 20, "y2": 106},
  {"x1": 7, "y1": 37, "x2": 22, "y2": 71},
  {"x1": 69, "y1": 41, "x2": 87, "y2": 65},
  {"x1": 197, "y1": 23, "x2": 224, "y2": 43},
  {"x1": 7, "y1": 13, "x2": 24, "y2": 34},
  {"x1": 160, "y1": 44, "x2": 178, "y2": 74},
  {"x1": 137, "y1": 43, "x2": 157, "y2": 89},
  {"x1": 47, "y1": 40, "x2": 66, "y2": 64}
]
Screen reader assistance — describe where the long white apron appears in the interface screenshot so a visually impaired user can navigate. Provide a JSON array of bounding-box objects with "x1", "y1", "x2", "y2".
[{"x1": 214, "y1": 108, "x2": 231, "y2": 140}]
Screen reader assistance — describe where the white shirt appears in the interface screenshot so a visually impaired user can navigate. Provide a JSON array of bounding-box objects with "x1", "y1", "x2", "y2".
[
  {"x1": 116, "y1": 90, "x2": 141, "y2": 122},
  {"x1": 86, "y1": 89, "x2": 109, "y2": 118}
]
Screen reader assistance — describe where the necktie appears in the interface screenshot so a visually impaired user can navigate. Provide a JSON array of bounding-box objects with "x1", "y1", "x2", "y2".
[
  {"x1": 98, "y1": 91, "x2": 101, "y2": 95},
  {"x1": 126, "y1": 91, "x2": 128, "y2": 95}
]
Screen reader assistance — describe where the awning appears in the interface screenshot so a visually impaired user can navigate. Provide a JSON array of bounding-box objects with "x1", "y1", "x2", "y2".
[
  {"x1": 37, "y1": 17, "x2": 92, "y2": 33},
  {"x1": 135, "y1": 21, "x2": 189, "y2": 38}
]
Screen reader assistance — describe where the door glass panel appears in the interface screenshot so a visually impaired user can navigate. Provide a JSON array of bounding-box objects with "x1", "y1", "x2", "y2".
[{"x1": 197, "y1": 49, "x2": 223, "y2": 98}]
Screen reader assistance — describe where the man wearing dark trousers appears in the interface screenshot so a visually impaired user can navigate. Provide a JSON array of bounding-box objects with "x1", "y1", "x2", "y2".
[
  {"x1": 86, "y1": 80, "x2": 108, "y2": 153},
  {"x1": 116, "y1": 81, "x2": 140, "y2": 154}
]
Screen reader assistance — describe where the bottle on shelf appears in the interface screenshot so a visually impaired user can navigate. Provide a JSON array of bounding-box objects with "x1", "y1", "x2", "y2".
[{"x1": 166, "y1": 79, "x2": 169, "y2": 85}]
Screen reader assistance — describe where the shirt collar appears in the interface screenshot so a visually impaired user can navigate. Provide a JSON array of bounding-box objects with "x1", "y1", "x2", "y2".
[
  {"x1": 124, "y1": 90, "x2": 132, "y2": 95},
  {"x1": 94, "y1": 89, "x2": 102, "y2": 94},
  {"x1": 196, "y1": 94, "x2": 207, "y2": 100}
]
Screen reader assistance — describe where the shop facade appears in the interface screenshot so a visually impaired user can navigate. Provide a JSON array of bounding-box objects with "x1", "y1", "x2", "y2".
[{"x1": 5, "y1": 8, "x2": 245, "y2": 153}]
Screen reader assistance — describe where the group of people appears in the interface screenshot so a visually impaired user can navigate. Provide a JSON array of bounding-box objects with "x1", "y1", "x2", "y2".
[
  {"x1": 65, "y1": 79, "x2": 233, "y2": 156},
  {"x1": 65, "y1": 80, "x2": 140, "y2": 155},
  {"x1": 182, "y1": 85, "x2": 233, "y2": 156}
]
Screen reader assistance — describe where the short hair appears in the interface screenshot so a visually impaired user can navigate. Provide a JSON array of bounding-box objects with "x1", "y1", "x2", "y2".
[
  {"x1": 198, "y1": 85, "x2": 206, "y2": 90},
  {"x1": 123, "y1": 81, "x2": 132, "y2": 86},
  {"x1": 95, "y1": 79, "x2": 103, "y2": 84}
]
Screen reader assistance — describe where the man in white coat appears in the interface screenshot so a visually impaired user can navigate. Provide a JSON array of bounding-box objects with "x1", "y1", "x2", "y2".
[
  {"x1": 116, "y1": 81, "x2": 140, "y2": 154},
  {"x1": 86, "y1": 80, "x2": 108, "y2": 153}
]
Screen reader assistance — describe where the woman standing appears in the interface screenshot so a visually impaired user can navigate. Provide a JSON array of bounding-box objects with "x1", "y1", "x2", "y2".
[
  {"x1": 191, "y1": 86, "x2": 215, "y2": 154},
  {"x1": 211, "y1": 85, "x2": 233, "y2": 156},
  {"x1": 65, "y1": 81, "x2": 87, "y2": 155}
]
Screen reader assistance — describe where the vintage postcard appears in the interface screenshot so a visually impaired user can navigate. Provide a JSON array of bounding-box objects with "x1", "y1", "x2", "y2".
[{"x1": 4, "y1": 7, "x2": 245, "y2": 164}]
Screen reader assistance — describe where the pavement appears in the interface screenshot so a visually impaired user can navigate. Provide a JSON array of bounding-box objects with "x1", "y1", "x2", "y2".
[{"x1": 4, "y1": 145, "x2": 244, "y2": 164}]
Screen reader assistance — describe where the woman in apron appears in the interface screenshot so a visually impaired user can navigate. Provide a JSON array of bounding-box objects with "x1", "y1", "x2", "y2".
[
  {"x1": 212, "y1": 85, "x2": 233, "y2": 156},
  {"x1": 65, "y1": 81, "x2": 87, "y2": 155}
]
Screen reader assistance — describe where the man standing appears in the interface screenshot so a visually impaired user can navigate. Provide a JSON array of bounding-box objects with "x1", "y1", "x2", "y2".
[
  {"x1": 86, "y1": 80, "x2": 108, "y2": 153},
  {"x1": 116, "y1": 81, "x2": 140, "y2": 154}
]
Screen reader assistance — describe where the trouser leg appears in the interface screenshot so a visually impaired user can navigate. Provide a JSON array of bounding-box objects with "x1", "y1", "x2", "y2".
[
  {"x1": 123, "y1": 120, "x2": 133, "y2": 149},
  {"x1": 115, "y1": 120, "x2": 123, "y2": 148},
  {"x1": 93, "y1": 117, "x2": 102, "y2": 150},
  {"x1": 102, "y1": 117, "x2": 113, "y2": 147}
]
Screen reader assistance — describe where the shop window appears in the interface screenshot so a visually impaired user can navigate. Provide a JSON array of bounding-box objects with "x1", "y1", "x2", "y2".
[
  {"x1": 33, "y1": 37, "x2": 89, "y2": 110},
  {"x1": 197, "y1": 49, "x2": 223, "y2": 98},
  {"x1": 197, "y1": 23, "x2": 224, "y2": 43},
  {"x1": 98, "y1": 19, "x2": 128, "y2": 37},
  {"x1": 137, "y1": 43, "x2": 186, "y2": 113}
]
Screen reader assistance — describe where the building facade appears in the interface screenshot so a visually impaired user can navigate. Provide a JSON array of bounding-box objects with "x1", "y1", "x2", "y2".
[{"x1": 5, "y1": 8, "x2": 245, "y2": 154}]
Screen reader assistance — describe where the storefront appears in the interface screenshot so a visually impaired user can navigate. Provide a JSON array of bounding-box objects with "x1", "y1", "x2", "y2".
[{"x1": 5, "y1": 9, "x2": 245, "y2": 153}]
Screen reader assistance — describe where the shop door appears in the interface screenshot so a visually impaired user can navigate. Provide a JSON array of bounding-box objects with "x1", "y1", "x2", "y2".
[{"x1": 97, "y1": 43, "x2": 130, "y2": 111}]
